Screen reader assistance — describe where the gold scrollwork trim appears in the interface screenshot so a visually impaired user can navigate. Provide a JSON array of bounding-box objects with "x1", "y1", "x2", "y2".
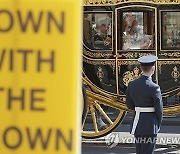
[
  {"x1": 158, "y1": 61, "x2": 180, "y2": 74},
  {"x1": 119, "y1": 53, "x2": 134, "y2": 59},
  {"x1": 118, "y1": 60, "x2": 138, "y2": 66},
  {"x1": 84, "y1": 0, "x2": 180, "y2": 6},
  {"x1": 171, "y1": 66, "x2": 180, "y2": 82},
  {"x1": 122, "y1": 67, "x2": 141, "y2": 86},
  {"x1": 83, "y1": 57, "x2": 115, "y2": 65},
  {"x1": 83, "y1": 49, "x2": 113, "y2": 58},
  {"x1": 159, "y1": 52, "x2": 180, "y2": 58},
  {"x1": 97, "y1": 67, "x2": 104, "y2": 81},
  {"x1": 83, "y1": 57, "x2": 116, "y2": 72},
  {"x1": 118, "y1": 52, "x2": 153, "y2": 59},
  {"x1": 118, "y1": 61, "x2": 139, "y2": 73}
]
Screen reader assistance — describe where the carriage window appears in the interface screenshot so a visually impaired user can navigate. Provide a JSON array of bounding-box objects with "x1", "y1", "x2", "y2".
[
  {"x1": 161, "y1": 12, "x2": 180, "y2": 50},
  {"x1": 83, "y1": 13, "x2": 112, "y2": 50},
  {"x1": 118, "y1": 11, "x2": 155, "y2": 50}
]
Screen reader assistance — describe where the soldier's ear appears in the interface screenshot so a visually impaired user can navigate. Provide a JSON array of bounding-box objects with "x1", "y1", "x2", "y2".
[{"x1": 152, "y1": 66, "x2": 155, "y2": 72}]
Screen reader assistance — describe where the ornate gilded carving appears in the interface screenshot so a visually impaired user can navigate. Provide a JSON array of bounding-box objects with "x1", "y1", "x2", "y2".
[
  {"x1": 118, "y1": 60, "x2": 138, "y2": 66},
  {"x1": 118, "y1": 52, "x2": 153, "y2": 59},
  {"x1": 171, "y1": 66, "x2": 180, "y2": 82},
  {"x1": 83, "y1": 57, "x2": 115, "y2": 65},
  {"x1": 122, "y1": 67, "x2": 141, "y2": 86},
  {"x1": 118, "y1": 52, "x2": 134, "y2": 59},
  {"x1": 134, "y1": 67, "x2": 141, "y2": 79},
  {"x1": 83, "y1": 50, "x2": 180, "y2": 59},
  {"x1": 84, "y1": 0, "x2": 119, "y2": 5},
  {"x1": 97, "y1": 67, "x2": 104, "y2": 81},
  {"x1": 83, "y1": 57, "x2": 116, "y2": 72},
  {"x1": 84, "y1": 0, "x2": 180, "y2": 6},
  {"x1": 159, "y1": 52, "x2": 180, "y2": 58},
  {"x1": 118, "y1": 60, "x2": 138, "y2": 73},
  {"x1": 83, "y1": 49, "x2": 113, "y2": 58},
  {"x1": 123, "y1": 71, "x2": 134, "y2": 86}
]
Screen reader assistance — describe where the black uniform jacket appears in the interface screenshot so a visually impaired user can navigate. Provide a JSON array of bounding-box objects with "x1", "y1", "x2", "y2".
[{"x1": 126, "y1": 75, "x2": 163, "y2": 135}]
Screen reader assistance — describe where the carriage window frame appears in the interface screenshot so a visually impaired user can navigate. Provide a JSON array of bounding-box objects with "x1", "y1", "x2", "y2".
[
  {"x1": 160, "y1": 10, "x2": 180, "y2": 51},
  {"x1": 83, "y1": 11, "x2": 113, "y2": 52},
  {"x1": 116, "y1": 6, "x2": 156, "y2": 52}
]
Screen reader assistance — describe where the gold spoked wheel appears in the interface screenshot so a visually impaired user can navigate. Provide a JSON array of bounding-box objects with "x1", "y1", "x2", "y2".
[{"x1": 82, "y1": 89, "x2": 126, "y2": 139}]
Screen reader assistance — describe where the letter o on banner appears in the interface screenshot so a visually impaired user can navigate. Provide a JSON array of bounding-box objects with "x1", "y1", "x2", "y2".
[
  {"x1": 0, "y1": 10, "x2": 13, "y2": 32},
  {"x1": 3, "y1": 127, "x2": 22, "y2": 149}
]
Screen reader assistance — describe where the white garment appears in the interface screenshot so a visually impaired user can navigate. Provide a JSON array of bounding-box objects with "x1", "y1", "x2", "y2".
[{"x1": 131, "y1": 107, "x2": 155, "y2": 135}]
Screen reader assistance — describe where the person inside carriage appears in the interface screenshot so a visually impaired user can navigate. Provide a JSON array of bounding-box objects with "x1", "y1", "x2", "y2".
[
  {"x1": 122, "y1": 12, "x2": 153, "y2": 50},
  {"x1": 93, "y1": 17, "x2": 112, "y2": 50}
]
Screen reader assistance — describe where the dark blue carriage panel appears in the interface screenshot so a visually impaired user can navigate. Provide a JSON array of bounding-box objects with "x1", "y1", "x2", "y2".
[
  {"x1": 83, "y1": 58, "x2": 117, "y2": 94},
  {"x1": 117, "y1": 60, "x2": 157, "y2": 95},
  {"x1": 158, "y1": 61, "x2": 180, "y2": 106}
]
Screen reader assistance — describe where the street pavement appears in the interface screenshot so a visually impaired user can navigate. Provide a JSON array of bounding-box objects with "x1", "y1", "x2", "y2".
[
  {"x1": 82, "y1": 114, "x2": 180, "y2": 154},
  {"x1": 82, "y1": 144, "x2": 180, "y2": 154}
]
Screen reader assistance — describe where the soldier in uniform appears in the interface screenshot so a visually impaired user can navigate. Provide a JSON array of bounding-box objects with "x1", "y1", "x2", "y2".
[{"x1": 126, "y1": 55, "x2": 163, "y2": 154}]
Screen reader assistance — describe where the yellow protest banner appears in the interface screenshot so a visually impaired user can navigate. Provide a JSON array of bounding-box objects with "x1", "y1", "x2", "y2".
[{"x1": 0, "y1": 0, "x2": 82, "y2": 153}]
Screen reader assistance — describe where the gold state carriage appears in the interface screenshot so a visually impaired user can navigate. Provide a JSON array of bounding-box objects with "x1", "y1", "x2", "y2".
[{"x1": 82, "y1": 0, "x2": 180, "y2": 139}]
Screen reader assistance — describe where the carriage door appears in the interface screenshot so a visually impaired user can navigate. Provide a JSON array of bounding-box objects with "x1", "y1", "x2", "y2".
[
  {"x1": 116, "y1": 5, "x2": 157, "y2": 95},
  {"x1": 83, "y1": 10, "x2": 117, "y2": 94},
  {"x1": 158, "y1": 9, "x2": 180, "y2": 107}
]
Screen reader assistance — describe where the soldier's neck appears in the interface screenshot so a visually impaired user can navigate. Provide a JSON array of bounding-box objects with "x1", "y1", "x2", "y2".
[{"x1": 142, "y1": 72, "x2": 152, "y2": 78}]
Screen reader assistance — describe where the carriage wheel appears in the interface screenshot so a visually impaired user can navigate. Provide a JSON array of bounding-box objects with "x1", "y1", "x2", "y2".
[{"x1": 82, "y1": 91, "x2": 126, "y2": 139}]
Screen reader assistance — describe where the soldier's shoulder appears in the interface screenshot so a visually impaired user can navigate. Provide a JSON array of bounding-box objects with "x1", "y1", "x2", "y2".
[
  {"x1": 150, "y1": 82, "x2": 159, "y2": 88},
  {"x1": 150, "y1": 82, "x2": 161, "y2": 91},
  {"x1": 128, "y1": 79, "x2": 138, "y2": 86}
]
